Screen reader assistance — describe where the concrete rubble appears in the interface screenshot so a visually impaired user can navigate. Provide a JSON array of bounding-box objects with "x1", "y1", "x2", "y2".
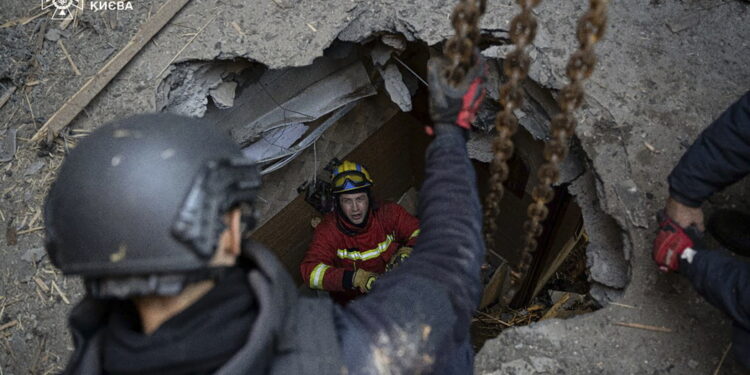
[{"x1": 0, "y1": 0, "x2": 749, "y2": 374}]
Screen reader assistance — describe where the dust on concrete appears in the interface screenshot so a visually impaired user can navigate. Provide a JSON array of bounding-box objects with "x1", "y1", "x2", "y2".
[{"x1": 1, "y1": 0, "x2": 749, "y2": 374}]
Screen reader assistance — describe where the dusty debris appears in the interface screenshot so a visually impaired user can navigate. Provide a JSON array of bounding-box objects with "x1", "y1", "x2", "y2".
[
  {"x1": 6, "y1": 218, "x2": 17, "y2": 246},
  {"x1": 209, "y1": 81, "x2": 238, "y2": 109},
  {"x1": 381, "y1": 34, "x2": 406, "y2": 52},
  {"x1": 613, "y1": 322, "x2": 672, "y2": 333},
  {"x1": 714, "y1": 344, "x2": 732, "y2": 375},
  {"x1": 259, "y1": 102, "x2": 358, "y2": 175},
  {"x1": 33, "y1": 277, "x2": 49, "y2": 293},
  {"x1": 158, "y1": 61, "x2": 246, "y2": 117},
  {"x1": 380, "y1": 63, "x2": 412, "y2": 112},
  {"x1": 57, "y1": 40, "x2": 81, "y2": 76},
  {"x1": 609, "y1": 302, "x2": 637, "y2": 309},
  {"x1": 0, "y1": 85, "x2": 16, "y2": 111},
  {"x1": 17, "y1": 227, "x2": 43, "y2": 235},
  {"x1": 50, "y1": 281, "x2": 70, "y2": 305},
  {"x1": 0, "y1": 320, "x2": 18, "y2": 332},
  {"x1": 540, "y1": 293, "x2": 571, "y2": 321},
  {"x1": 0, "y1": 10, "x2": 49, "y2": 28},
  {"x1": 157, "y1": 13, "x2": 219, "y2": 78},
  {"x1": 43, "y1": 28, "x2": 68, "y2": 43},
  {"x1": 21, "y1": 248, "x2": 46, "y2": 263},
  {"x1": 370, "y1": 43, "x2": 393, "y2": 67},
  {"x1": 548, "y1": 291, "x2": 586, "y2": 310},
  {"x1": 271, "y1": 0, "x2": 294, "y2": 9},
  {"x1": 0, "y1": 128, "x2": 18, "y2": 162},
  {"x1": 31, "y1": 0, "x2": 192, "y2": 144},
  {"x1": 643, "y1": 141, "x2": 660, "y2": 154},
  {"x1": 230, "y1": 21, "x2": 246, "y2": 37},
  {"x1": 666, "y1": 13, "x2": 701, "y2": 33},
  {"x1": 211, "y1": 57, "x2": 376, "y2": 145},
  {"x1": 23, "y1": 161, "x2": 44, "y2": 176},
  {"x1": 242, "y1": 123, "x2": 309, "y2": 162}
]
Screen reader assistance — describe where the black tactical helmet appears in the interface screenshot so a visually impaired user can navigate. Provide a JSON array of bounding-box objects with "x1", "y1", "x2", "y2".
[{"x1": 44, "y1": 113, "x2": 260, "y2": 298}]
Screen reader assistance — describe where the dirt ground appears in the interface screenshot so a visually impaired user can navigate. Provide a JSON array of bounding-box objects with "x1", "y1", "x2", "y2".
[{"x1": 1, "y1": 0, "x2": 750, "y2": 374}]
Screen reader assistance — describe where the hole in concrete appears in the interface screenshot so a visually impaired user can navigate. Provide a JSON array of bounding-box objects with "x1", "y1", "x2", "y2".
[{"x1": 155, "y1": 36, "x2": 629, "y2": 351}]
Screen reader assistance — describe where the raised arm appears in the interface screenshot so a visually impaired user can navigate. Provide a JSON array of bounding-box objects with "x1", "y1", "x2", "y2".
[{"x1": 337, "y1": 56, "x2": 486, "y2": 374}]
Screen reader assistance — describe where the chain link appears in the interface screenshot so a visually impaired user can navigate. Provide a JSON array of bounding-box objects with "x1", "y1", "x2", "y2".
[
  {"x1": 483, "y1": 0, "x2": 541, "y2": 283},
  {"x1": 444, "y1": 0, "x2": 607, "y2": 307},
  {"x1": 444, "y1": 0, "x2": 487, "y2": 85},
  {"x1": 500, "y1": 0, "x2": 608, "y2": 306}
]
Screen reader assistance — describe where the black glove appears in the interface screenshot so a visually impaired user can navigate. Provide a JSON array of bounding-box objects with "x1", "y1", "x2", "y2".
[{"x1": 427, "y1": 53, "x2": 486, "y2": 130}]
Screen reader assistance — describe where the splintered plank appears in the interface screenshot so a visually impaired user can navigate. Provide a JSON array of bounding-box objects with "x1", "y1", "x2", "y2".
[
  {"x1": 614, "y1": 322, "x2": 672, "y2": 333},
  {"x1": 31, "y1": 0, "x2": 191, "y2": 144}
]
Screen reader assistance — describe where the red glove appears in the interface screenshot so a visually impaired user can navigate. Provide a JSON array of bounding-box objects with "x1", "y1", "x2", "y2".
[
  {"x1": 653, "y1": 212, "x2": 694, "y2": 272},
  {"x1": 426, "y1": 54, "x2": 486, "y2": 132}
]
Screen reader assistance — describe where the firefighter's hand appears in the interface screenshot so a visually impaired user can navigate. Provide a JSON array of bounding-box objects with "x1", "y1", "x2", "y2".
[
  {"x1": 426, "y1": 53, "x2": 486, "y2": 130},
  {"x1": 665, "y1": 197, "x2": 705, "y2": 232},
  {"x1": 352, "y1": 270, "x2": 378, "y2": 293},
  {"x1": 386, "y1": 246, "x2": 412, "y2": 272},
  {"x1": 653, "y1": 211, "x2": 697, "y2": 272}
]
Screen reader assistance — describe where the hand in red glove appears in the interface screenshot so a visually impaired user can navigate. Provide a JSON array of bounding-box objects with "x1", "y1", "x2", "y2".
[
  {"x1": 426, "y1": 53, "x2": 486, "y2": 131},
  {"x1": 653, "y1": 211, "x2": 698, "y2": 272}
]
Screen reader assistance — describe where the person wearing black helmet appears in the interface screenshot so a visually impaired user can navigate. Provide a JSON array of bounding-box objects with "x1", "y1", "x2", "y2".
[{"x1": 46, "y1": 52, "x2": 486, "y2": 374}]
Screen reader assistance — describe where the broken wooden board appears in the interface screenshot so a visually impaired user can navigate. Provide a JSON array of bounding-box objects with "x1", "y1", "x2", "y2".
[
  {"x1": 480, "y1": 261, "x2": 509, "y2": 309},
  {"x1": 31, "y1": 0, "x2": 191, "y2": 144}
]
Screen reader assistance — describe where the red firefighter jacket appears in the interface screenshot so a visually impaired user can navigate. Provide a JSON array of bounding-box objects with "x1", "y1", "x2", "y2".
[{"x1": 300, "y1": 201, "x2": 420, "y2": 304}]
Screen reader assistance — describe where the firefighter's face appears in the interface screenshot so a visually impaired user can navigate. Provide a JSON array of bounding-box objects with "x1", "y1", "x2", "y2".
[{"x1": 339, "y1": 192, "x2": 369, "y2": 224}]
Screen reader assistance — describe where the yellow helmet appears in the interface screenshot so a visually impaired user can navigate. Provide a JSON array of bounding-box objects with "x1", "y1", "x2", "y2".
[{"x1": 331, "y1": 161, "x2": 373, "y2": 194}]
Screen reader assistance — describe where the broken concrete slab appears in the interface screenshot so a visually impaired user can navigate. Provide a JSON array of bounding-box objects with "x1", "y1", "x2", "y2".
[
  {"x1": 209, "y1": 81, "x2": 238, "y2": 109},
  {"x1": 156, "y1": 61, "x2": 235, "y2": 117},
  {"x1": 380, "y1": 63, "x2": 412, "y2": 112},
  {"x1": 259, "y1": 102, "x2": 358, "y2": 175},
  {"x1": 206, "y1": 57, "x2": 376, "y2": 145},
  {"x1": 370, "y1": 42, "x2": 393, "y2": 66},
  {"x1": 381, "y1": 33, "x2": 406, "y2": 51},
  {"x1": 242, "y1": 122, "x2": 308, "y2": 162}
]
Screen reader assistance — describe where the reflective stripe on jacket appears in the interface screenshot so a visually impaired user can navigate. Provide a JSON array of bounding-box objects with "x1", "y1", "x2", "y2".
[{"x1": 300, "y1": 202, "x2": 419, "y2": 304}]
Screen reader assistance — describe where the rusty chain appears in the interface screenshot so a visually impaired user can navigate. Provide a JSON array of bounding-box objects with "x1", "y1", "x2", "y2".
[
  {"x1": 500, "y1": 0, "x2": 608, "y2": 305},
  {"x1": 483, "y1": 0, "x2": 542, "y2": 280},
  {"x1": 444, "y1": 0, "x2": 487, "y2": 85},
  {"x1": 443, "y1": 0, "x2": 607, "y2": 306}
]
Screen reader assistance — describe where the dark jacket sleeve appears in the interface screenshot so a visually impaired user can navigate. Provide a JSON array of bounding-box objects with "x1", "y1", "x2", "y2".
[
  {"x1": 668, "y1": 91, "x2": 750, "y2": 207},
  {"x1": 681, "y1": 250, "x2": 750, "y2": 331},
  {"x1": 337, "y1": 125, "x2": 484, "y2": 374}
]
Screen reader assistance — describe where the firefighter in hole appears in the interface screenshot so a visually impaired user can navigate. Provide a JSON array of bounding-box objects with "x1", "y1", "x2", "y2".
[
  {"x1": 44, "y1": 52, "x2": 486, "y2": 374},
  {"x1": 300, "y1": 160, "x2": 420, "y2": 305}
]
